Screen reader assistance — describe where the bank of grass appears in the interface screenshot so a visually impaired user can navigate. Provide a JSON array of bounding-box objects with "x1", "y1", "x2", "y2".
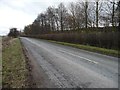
[
  {"x1": 48, "y1": 40, "x2": 119, "y2": 57},
  {"x1": 2, "y1": 38, "x2": 28, "y2": 88}
]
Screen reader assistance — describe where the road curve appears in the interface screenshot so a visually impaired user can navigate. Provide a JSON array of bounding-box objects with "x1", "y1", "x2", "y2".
[{"x1": 21, "y1": 37, "x2": 118, "y2": 88}]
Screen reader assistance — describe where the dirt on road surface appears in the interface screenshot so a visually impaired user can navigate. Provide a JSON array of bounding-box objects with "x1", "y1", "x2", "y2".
[{"x1": 22, "y1": 41, "x2": 56, "y2": 88}]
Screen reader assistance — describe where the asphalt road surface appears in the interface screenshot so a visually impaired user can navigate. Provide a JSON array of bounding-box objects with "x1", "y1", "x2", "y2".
[{"x1": 21, "y1": 37, "x2": 118, "y2": 88}]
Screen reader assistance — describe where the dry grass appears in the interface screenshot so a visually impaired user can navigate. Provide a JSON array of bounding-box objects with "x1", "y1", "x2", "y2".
[{"x1": 2, "y1": 37, "x2": 28, "y2": 88}]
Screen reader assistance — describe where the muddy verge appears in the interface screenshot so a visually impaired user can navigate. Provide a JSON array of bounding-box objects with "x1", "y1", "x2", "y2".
[
  {"x1": 20, "y1": 39, "x2": 37, "y2": 88},
  {"x1": 20, "y1": 38, "x2": 56, "y2": 88}
]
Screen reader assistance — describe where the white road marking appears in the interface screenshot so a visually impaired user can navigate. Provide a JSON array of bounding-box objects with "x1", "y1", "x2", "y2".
[
  {"x1": 24, "y1": 38, "x2": 98, "y2": 64},
  {"x1": 58, "y1": 49, "x2": 98, "y2": 64}
]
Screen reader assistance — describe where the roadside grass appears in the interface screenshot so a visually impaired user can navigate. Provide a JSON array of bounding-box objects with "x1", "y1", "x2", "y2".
[
  {"x1": 2, "y1": 38, "x2": 28, "y2": 88},
  {"x1": 48, "y1": 40, "x2": 119, "y2": 57}
]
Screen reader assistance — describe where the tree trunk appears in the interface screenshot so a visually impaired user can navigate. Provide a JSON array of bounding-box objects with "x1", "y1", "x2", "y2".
[
  {"x1": 61, "y1": 12, "x2": 63, "y2": 31},
  {"x1": 96, "y1": 0, "x2": 99, "y2": 28},
  {"x1": 85, "y1": 1, "x2": 88, "y2": 28},
  {"x1": 112, "y1": 0, "x2": 115, "y2": 27},
  {"x1": 55, "y1": 19, "x2": 59, "y2": 31}
]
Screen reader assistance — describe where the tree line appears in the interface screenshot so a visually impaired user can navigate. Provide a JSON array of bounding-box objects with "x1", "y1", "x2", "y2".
[
  {"x1": 24, "y1": 0, "x2": 119, "y2": 35},
  {"x1": 22, "y1": 0, "x2": 119, "y2": 50}
]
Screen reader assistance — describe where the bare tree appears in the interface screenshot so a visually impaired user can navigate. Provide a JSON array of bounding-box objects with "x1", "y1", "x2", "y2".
[
  {"x1": 46, "y1": 7, "x2": 57, "y2": 31},
  {"x1": 99, "y1": 0, "x2": 118, "y2": 27},
  {"x1": 54, "y1": 8, "x2": 59, "y2": 31},
  {"x1": 58, "y1": 3, "x2": 68, "y2": 31},
  {"x1": 68, "y1": 2, "x2": 77, "y2": 30}
]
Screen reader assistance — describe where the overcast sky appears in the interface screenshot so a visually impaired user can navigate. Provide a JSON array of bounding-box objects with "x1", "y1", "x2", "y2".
[{"x1": 0, "y1": 0, "x2": 79, "y2": 35}]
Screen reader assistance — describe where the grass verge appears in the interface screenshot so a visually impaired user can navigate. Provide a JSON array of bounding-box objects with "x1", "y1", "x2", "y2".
[
  {"x1": 2, "y1": 38, "x2": 28, "y2": 88},
  {"x1": 48, "y1": 40, "x2": 119, "y2": 57}
]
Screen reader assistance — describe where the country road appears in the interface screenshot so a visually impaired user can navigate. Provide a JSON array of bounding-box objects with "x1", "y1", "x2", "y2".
[{"x1": 20, "y1": 37, "x2": 118, "y2": 88}]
